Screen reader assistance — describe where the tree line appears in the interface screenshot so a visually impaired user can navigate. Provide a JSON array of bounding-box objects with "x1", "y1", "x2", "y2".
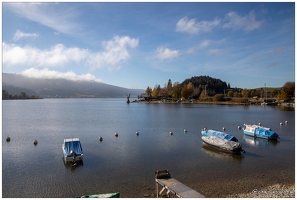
[
  {"x1": 142, "y1": 76, "x2": 295, "y2": 102},
  {"x1": 2, "y1": 90, "x2": 42, "y2": 100}
]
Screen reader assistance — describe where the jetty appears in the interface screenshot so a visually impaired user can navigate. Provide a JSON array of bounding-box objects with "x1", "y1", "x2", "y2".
[{"x1": 155, "y1": 170, "x2": 205, "y2": 198}]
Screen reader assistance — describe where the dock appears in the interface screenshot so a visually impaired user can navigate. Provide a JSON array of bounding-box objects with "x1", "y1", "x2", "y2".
[{"x1": 155, "y1": 170, "x2": 205, "y2": 198}]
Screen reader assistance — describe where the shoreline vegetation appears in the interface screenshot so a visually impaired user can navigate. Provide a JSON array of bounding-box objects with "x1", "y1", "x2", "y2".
[
  {"x1": 132, "y1": 97, "x2": 295, "y2": 107},
  {"x1": 2, "y1": 90, "x2": 42, "y2": 100}
]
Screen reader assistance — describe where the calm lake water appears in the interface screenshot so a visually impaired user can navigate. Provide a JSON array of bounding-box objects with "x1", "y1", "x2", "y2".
[{"x1": 2, "y1": 98, "x2": 295, "y2": 198}]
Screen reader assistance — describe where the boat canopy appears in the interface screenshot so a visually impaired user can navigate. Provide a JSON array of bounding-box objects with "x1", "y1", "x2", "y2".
[
  {"x1": 202, "y1": 130, "x2": 238, "y2": 142},
  {"x1": 64, "y1": 138, "x2": 83, "y2": 157}
]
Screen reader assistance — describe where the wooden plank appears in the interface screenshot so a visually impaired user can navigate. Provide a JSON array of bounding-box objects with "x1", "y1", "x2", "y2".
[{"x1": 156, "y1": 178, "x2": 205, "y2": 198}]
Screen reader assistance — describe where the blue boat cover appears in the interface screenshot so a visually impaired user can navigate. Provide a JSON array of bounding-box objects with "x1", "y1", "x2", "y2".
[
  {"x1": 201, "y1": 130, "x2": 238, "y2": 142},
  {"x1": 64, "y1": 140, "x2": 83, "y2": 157},
  {"x1": 255, "y1": 127, "x2": 278, "y2": 138}
]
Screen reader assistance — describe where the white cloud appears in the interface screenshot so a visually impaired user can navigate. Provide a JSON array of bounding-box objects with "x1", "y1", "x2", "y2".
[
  {"x1": 208, "y1": 49, "x2": 223, "y2": 55},
  {"x1": 223, "y1": 11, "x2": 262, "y2": 31},
  {"x1": 13, "y1": 30, "x2": 39, "y2": 41},
  {"x1": 3, "y1": 42, "x2": 89, "y2": 67},
  {"x1": 87, "y1": 36, "x2": 139, "y2": 71},
  {"x1": 187, "y1": 40, "x2": 210, "y2": 54},
  {"x1": 176, "y1": 16, "x2": 220, "y2": 34},
  {"x1": 199, "y1": 40, "x2": 211, "y2": 49},
  {"x1": 155, "y1": 47, "x2": 179, "y2": 60},
  {"x1": 3, "y1": 35, "x2": 139, "y2": 71},
  {"x1": 21, "y1": 68, "x2": 101, "y2": 82},
  {"x1": 6, "y1": 3, "x2": 81, "y2": 35}
]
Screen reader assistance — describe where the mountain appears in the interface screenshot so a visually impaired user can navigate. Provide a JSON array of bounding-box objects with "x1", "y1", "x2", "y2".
[{"x1": 2, "y1": 73, "x2": 144, "y2": 98}]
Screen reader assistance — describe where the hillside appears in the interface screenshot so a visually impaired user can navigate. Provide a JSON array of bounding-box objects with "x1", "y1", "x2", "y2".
[{"x1": 2, "y1": 73, "x2": 144, "y2": 98}]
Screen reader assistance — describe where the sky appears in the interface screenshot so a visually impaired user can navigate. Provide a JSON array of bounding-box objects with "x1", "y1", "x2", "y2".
[{"x1": 2, "y1": 2, "x2": 295, "y2": 90}]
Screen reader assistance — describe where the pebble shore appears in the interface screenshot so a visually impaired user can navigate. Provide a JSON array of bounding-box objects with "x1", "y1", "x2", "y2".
[{"x1": 226, "y1": 184, "x2": 295, "y2": 198}]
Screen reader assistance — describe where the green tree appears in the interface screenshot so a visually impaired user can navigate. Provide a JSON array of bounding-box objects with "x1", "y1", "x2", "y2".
[
  {"x1": 167, "y1": 79, "x2": 172, "y2": 91},
  {"x1": 2, "y1": 90, "x2": 9, "y2": 100},
  {"x1": 145, "y1": 87, "x2": 152, "y2": 97},
  {"x1": 21, "y1": 92, "x2": 26, "y2": 99}
]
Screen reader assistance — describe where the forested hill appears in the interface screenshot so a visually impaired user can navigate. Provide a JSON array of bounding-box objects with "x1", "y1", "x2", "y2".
[
  {"x1": 2, "y1": 73, "x2": 144, "y2": 98},
  {"x1": 181, "y1": 76, "x2": 229, "y2": 97}
]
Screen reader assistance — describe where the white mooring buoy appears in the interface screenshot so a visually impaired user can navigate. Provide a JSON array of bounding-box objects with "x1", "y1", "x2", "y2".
[
  {"x1": 99, "y1": 137, "x2": 103, "y2": 141},
  {"x1": 33, "y1": 139, "x2": 38, "y2": 145},
  {"x1": 136, "y1": 131, "x2": 139, "y2": 136},
  {"x1": 184, "y1": 129, "x2": 187, "y2": 133},
  {"x1": 222, "y1": 127, "x2": 226, "y2": 131},
  {"x1": 6, "y1": 136, "x2": 10, "y2": 142},
  {"x1": 238, "y1": 126, "x2": 242, "y2": 129},
  {"x1": 115, "y1": 132, "x2": 118, "y2": 137},
  {"x1": 285, "y1": 121, "x2": 288, "y2": 124},
  {"x1": 170, "y1": 131, "x2": 173, "y2": 135},
  {"x1": 280, "y1": 122, "x2": 283, "y2": 126},
  {"x1": 258, "y1": 123, "x2": 261, "y2": 126}
]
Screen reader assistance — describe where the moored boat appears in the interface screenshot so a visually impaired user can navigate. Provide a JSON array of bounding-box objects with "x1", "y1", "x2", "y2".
[
  {"x1": 62, "y1": 138, "x2": 83, "y2": 163},
  {"x1": 74, "y1": 192, "x2": 120, "y2": 198},
  {"x1": 201, "y1": 129, "x2": 244, "y2": 154},
  {"x1": 243, "y1": 124, "x2": 279, "y2": 140}
]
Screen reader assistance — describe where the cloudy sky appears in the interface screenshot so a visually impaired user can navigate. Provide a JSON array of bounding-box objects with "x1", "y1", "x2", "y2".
[{"x1": 2, "y1": 2, "x2": 295, "y2": 89}]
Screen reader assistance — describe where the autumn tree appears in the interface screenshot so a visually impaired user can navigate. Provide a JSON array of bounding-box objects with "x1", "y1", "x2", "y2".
[
  {"x1": 278, "y1": 82, "x2": 295, "y2": 102},
  {"x1": 181, "y1": 82, "x2": 194, "y2": 99},
  {"x1": 152, "y1": 85, "x2": 161, "y2": 98},
  {"x1": 171, "y1": 82, "x2": 181, "y2": 98},
  {"x1": 241, "y1": 89, "x2": 249, "y2": 98},
  {"x1": 213, "y1": 94, "x2": 225, "y2": 101},
  {"x1": 227, "y1": 90, "x2": 234, "y2": 97}
]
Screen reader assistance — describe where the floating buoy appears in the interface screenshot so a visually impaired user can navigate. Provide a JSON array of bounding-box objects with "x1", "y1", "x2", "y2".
[
  {"x1": 170, "y1": 131, "x2": 173, "y2": 135},
  {"x1": 238, "y1": 126, "x2": 241, "y2": 129},
  {"x1": 99, "y1": 137, "x2": 103, "y2": 141},
  {"x1": 280, "y1": 122, "x2": 283, "y2": 126},
  {"x1": 222, "y1": 127, "x2": 226, "y2": 131},
  {"x1": 184, "y1": 129, "x2": 187, "y2": 133},
  {"x1": 6, "y1": 136, "x2": 10, "y2": 142},
  {"x1": 258, "y1": 123, "x2": 261, "y2": 126},
  {"x1": 33, "y1": 139, "x2": 38, "y2": 145},
  {"x1": 136, "y1": 131, "x2": 139, "y2": 136},
  {"x1": 285, "y1": 121, "x2": 288, "y2": 124},
  {"x1": 115, "y1": 132, "x2": 118, "y2": 137},
  {"x1": 203, "y1": 127, "x2": 207, "y2": 131}
]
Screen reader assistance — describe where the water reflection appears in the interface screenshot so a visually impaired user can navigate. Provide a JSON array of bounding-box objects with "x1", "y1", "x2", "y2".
[
  {"x1": 63, "y1": 158, "x2": 84, "y2": 172},
  {"x1": 242, "y1": 135, "x2": 279, "y2": 147},
  {"x1": 201, "y1": 144, "x2": 243, "y2": 162}
]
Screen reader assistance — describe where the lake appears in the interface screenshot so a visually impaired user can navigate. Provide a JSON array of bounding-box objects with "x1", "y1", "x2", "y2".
[{"x1": 2, "y1": 98, "x2": 295, "y2": 197}]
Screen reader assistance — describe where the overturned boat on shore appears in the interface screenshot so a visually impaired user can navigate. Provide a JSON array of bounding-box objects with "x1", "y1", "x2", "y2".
[
  {"x1": 201, "y1": 129, "x2": 245, "y2": 154},
  {"x1": 243, "y1": 124, "x2": 279, "y2": 140},
  {"x1": 62, "y1": 138, "x2": 83, "y2": 163}
]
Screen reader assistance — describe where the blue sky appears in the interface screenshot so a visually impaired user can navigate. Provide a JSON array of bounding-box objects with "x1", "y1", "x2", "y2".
[{"x1": 2, "y1": 2, "x2": 295, "y2": 89}]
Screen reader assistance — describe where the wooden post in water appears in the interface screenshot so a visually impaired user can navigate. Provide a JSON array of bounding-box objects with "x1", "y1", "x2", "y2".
[{"x1": 126, "y1": 93, "x2": 130, "y2": 104}]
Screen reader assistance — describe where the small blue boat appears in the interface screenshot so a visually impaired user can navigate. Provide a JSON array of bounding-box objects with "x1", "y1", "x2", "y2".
[
  {"x1": 243, "y1": 124, "x2": 279, "y2": 140},
  {"x1": 201, "y1": 129, "x2": 244, "y2": 154},
  {"x1": 62, "y1": 138, "x2": 83, "y2": 163}
]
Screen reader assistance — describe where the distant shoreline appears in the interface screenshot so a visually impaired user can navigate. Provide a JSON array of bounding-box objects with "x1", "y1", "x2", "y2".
[{"x1": 132, "y1": 99, "x2": 294, "y2": 107}]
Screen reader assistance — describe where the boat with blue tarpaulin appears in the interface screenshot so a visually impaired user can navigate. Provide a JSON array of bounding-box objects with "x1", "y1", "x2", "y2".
[
  {"x1": 243, "y1": 124, "x2": 279, "y2": 140},
  {"x1": 201, "y1": 129, "x2": 245, "y2": 154}
]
